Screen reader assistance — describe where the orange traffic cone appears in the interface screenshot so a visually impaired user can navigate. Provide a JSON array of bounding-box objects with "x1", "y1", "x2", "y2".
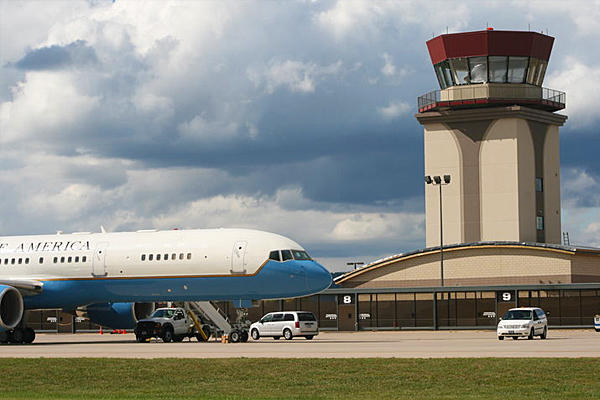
[{"x1": 99, "y1": 327, "x2": 103, "y2": 335}]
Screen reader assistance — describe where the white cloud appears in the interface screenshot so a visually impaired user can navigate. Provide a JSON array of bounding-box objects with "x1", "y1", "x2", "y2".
[
  {"x1": 248, "y1": 59, "x2": 343, "y2": 94},
  {"x1": 0, "y1": 71, "x2": 99, "y2": 145},
  {"x1": 378, "y1": 101, "x2": 411, "y2": 119},
  {"x1": 381, "y1": 53, "x2": 396, "y2": 77},
  {"x1": 546, "y1": 58, "x2": 600, "y2": 128}
]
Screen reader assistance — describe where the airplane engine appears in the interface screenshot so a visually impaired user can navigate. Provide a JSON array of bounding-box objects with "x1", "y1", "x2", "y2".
[
  {"x1": 83, "y1": 302, "x2": 155, "y2": 329},
  {"x1": 0, "y1": 284, "x2": 24, "y2": 331}
]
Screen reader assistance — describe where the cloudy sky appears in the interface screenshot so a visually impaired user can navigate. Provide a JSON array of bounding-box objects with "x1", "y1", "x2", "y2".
[{"x1": 1, "y1": 0, "x2": 599, "y2": 271}]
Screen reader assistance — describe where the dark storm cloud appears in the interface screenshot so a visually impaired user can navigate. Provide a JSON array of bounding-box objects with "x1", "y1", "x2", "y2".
[{"x1": 13, "y1": 40, "x2": 98, "y2": 70}]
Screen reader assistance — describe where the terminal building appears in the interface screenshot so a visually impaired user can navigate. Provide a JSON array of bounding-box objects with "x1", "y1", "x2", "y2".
[{"x1": 27, "y1": 29, "x2": 600, "y2": 334}]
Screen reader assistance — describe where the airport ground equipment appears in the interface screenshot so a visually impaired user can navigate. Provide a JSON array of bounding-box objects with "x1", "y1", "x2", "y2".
[
  {"x1": 595, "y1": 315, "x2": 600, "y2": 332},
  {"x1": 187, "y1": 301, "x2": 249, "y2": 343},
  {"x1": 134, "y1": 307, "x2": 210, "y2": 343}
]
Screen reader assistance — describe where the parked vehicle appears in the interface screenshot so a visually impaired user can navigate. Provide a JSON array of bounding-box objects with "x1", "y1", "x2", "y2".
[
  {"x1": 134, "y1": 307, "x2": 210, "y2": 343},
  {"x1": 249, "y1": 311, "x2": 318, "y2": 340},
  {"x1": 497, "y1": 307, "x2": 548, "y2": 340},
  {"x1": 594, "y1": 314, "x2": 600, "y2": 332}
]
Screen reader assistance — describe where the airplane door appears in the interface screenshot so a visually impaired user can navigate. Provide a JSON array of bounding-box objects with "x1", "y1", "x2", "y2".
[
  {"x1": 231, "y1": 241, "x2": 247, "y2": 274},
  {"x1": 92, "y1": 242, "x2": 108, "y2": 277}
]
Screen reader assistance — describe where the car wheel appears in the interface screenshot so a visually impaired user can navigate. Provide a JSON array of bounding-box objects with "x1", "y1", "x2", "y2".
[
  {"x1": 305, "y1": 335, "x2": 314, "y2": 340},
  {"x1": 283, "y1": 329, "x2": 293, "y2": 340},
  {"x1": 541, "y1": 326, "x2": 547, "y2": 339},
  {"x1": 527, "y1": 328, "x2": 534, "y2": 340},
  {"x1": 196, "y1": 325, "x2": 211, "y2": 342},
  {"x1": 241, "y1": 331, "x2": 249, "y2": 343},
  {"x1": 162, "y1": 326, "x2": 174, "y2": 343},
  {"x1": 173, "y1": 335, "x2": 184, "y2": 342},
  {"x1": 251, "y1": 329, "x2": 260, "y2": 340},
  {"x1": 229, "y1": 330, "x2": 241, "y2": 343},
  {"x1": 273, "y1": 336, "x2": 280, "y2": 340},
  {"x1": 498, "y1": 336, "x2": 504, "y2": 340}
]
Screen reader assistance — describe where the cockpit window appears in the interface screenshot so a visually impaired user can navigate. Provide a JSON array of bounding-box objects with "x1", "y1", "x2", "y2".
[
  {"x1": 269, "y1": 250, "x2": 281, "y2": 262},
  {"x1": 291, "y1": 250, "x2": 311, "y2": 260},
  {"x1": 281, "y1": 250, "x2": 293, "y2": 261}
]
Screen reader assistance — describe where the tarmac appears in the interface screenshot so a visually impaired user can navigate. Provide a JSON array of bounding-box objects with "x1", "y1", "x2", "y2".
[{"x1": 1, "y1": 330, "x2": 599, "y2": 358}]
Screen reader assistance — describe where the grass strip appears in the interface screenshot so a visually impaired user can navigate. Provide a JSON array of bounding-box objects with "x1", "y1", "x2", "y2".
[{"x1": 0, "y1": 358, "x2": 599, "y2": 399}]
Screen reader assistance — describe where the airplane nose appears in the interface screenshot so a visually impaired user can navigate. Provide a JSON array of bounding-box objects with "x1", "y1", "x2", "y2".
[{"x1": 305, "y1": 262, "x2": 332, "y2": 293}]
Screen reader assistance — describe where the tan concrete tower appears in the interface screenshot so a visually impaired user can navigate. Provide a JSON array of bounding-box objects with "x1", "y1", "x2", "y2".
[{"x1": 415, "y1": 29, "x2": 567, "y2": 247}]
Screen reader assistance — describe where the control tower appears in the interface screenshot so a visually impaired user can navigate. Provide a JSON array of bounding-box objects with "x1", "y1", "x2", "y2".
[{"x1": 415, "y1": 29, "x2": 567, "y2": 247}]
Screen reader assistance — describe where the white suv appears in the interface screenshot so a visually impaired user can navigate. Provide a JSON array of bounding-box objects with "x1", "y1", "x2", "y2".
[
  {"x1": 497, "y1": 307, "x2": 548, "y2": 340},
  {"x1": 250, "y1": 311, "x2": 318, "y2": 340}
]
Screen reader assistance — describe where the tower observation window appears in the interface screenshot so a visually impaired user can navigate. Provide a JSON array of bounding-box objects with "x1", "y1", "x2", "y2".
[
  {"x1": 508, "y1": 56, "x2": 528, "y2": 83},
  {"x1": 489, "y1": 56, "x2": 508, "y2": 83},
  {"x1": 449, "y1": 58, "x2": 470, "y2": 85},
  {"x1": 434, "y1": 56, "x2": 548, "y2": 89},
  {"x1": 468, "y1": 57, "x2": 487, "y2": 83}
]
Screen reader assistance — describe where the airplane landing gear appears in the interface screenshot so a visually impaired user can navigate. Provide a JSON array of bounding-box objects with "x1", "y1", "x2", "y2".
[{"x1": 0, "y1": 327, "x2": 36, "y2": 345}]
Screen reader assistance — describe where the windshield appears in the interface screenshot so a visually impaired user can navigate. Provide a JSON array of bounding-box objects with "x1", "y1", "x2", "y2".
[
  {"x1": 291, "y1": 250, "x2": 311, "y2": 260},
  {"x1": 150, "y1": 309, "x2": 176, "y2": 318},
  {"x1": 503, "y1": 310, "x2": 532, "y2": 320}
]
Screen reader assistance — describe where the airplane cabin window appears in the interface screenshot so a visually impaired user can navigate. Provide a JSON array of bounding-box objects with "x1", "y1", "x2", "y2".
[
  {"x1": 53, "y1": 257, "x2": 58, "y2": 263},
  {"x1": 179, "y1": 253, "x2": 184, "y2": 260},
  {"x1": 60, "y1": 257, "x2": 65, "y2": 263},
  {"x1": 39, "y1": 257, "x2": 44, "y2": 264},
  {"x1": 141, "y1": 254, "x2": 146, "y2": 261},
  {"x1": 187, "y1": 253, "x2": 192, "y2": 260},
  {"x1": 269, "y1": 250, "x2": 281, "y2": 262},
  {"x1": 3, "y1": 259, "x2": 7, "y2": 265},
  {"x1": 164, "y1": 254, "x2": 168, "y2": 261},
  {"x1": 25, "y1": 258, "x2": 29, "y2": 264},
  {"x1": 172, "y1": 254, "x2": 176, "y2": 260},
  {"x1": 157, "y1": 254, "x2": 161, "y2": 261},
  {"x1": 75, "y1": 256, "x2": 79, "y2": 262},
  {"x1": 281, "y1": 250, "x2": 293, "y2": 261},
  {"x1": 68, "y1": 256, "x2": 72, "y2": 263},
  {"x1": 11, "y1": 259, "x2": 15, "y2": 265},
  {"x1": 82, "y1": 256, "x2": 87, "y2": 262},
  {"x1": 149, "y1": 254, "x2": 154, "y2": 261},
  {"x1": 18, "y1": 258, "x2": 22, "y2": 265}
]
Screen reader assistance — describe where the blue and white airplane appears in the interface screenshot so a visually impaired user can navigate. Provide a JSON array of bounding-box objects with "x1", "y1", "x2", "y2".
[{"x1": 0, "y1": 228, "x2": 332, "y2": 343}]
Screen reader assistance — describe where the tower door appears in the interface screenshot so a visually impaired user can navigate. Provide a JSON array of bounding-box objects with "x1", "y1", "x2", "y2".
[
  {"x1": 231, "y1": 241, "x2": 247, "y2": 274},
  {"x1": 92, "y1": 242, "x2": 108, "y2": 277}
]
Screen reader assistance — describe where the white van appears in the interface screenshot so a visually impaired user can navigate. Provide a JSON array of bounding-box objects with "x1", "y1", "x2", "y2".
[
  {"x1": 250, "y1": 311, "x2": 318, "y2": 340},
  {"x1": 497, "y1": 307, "x2": 548, "y2": 340}
]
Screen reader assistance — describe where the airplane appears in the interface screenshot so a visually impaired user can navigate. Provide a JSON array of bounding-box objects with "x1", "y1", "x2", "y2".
[{"x1": 0, "y1": 228, "x2": 332, "y2": 344}]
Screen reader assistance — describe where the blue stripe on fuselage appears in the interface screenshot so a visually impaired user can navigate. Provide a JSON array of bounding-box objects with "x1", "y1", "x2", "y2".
[{"x1": 23, "y1": 260, "x2": 331, "y2": 309}]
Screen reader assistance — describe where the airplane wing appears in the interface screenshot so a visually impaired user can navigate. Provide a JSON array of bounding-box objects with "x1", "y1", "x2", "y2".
[{"x1": 0, "y1": 279, "x2": 44, "y2": 295}]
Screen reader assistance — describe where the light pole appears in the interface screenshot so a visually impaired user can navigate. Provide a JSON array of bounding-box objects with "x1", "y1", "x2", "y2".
[
  {"x1": 347, "y1": 262, "x2": 364, "y2": 270},
  {"x1": 425, "y1": 174, "x2": 451, "y2": 286}
]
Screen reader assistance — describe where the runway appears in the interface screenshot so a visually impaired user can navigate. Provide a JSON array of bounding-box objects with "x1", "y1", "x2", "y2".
[{"x1": 1, "y1": 330, "x2": 598, "y2": 358}]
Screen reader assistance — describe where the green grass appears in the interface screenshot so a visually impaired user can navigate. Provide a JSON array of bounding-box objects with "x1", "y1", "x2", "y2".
[{"x1": 0, "y1": 358, "x2": 599, "y2": 399}]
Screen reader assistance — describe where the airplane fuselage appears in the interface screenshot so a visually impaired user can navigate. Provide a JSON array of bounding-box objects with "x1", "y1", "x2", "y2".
[{"x1": 0, "y1": 228, "x2": 332, "y2": 310}]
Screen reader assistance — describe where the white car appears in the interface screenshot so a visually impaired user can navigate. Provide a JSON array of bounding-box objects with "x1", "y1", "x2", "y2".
[
  {"x1": 497, "y1": 307, "x2": 548, "y2": 340},
  {"x1": 250, "y1": 311, "x2": 318, "y2": 340}
]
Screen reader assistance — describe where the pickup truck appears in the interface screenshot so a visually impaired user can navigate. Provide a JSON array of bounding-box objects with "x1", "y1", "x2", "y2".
[{"x1": 134, "y1": 307, "x2": 209, "y2": 343}]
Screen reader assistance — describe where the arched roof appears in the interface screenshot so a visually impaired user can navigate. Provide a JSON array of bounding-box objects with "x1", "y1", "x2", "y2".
[{"x1": 334, "y1": 241, "x2": 599, "y2": 285}]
